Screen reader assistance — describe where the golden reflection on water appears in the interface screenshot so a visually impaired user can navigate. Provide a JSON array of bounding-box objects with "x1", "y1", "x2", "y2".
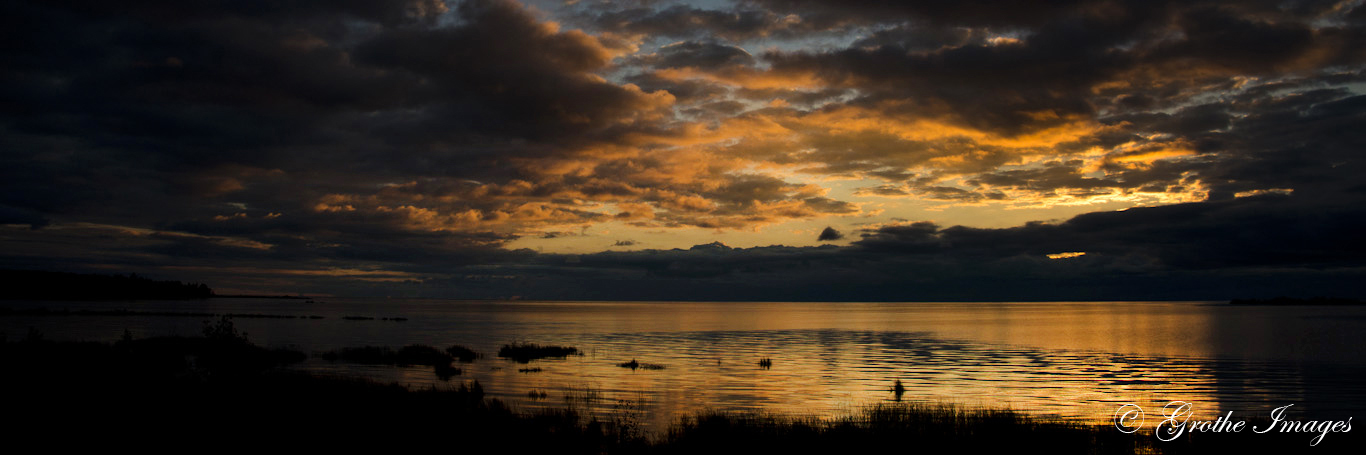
[
  {"x1": 5, "y1": 299, "x2": 1362, "y2": 431},
  {"x1": 277, "y1": 301, "x2": 1363, "y2": 432}
]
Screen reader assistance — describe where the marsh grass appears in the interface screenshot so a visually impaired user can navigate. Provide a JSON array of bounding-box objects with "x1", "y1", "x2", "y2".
[
  {"x1": 316, "y1": 344, "x2": 454, "y2": 366},
  {"x1": 618, "y1": 359, "x2": 665, "y2": 370},
  {"x1": 434, "y1": 363, "x2": 463, "y2": 380},
  {"x1": 317, "y1": 344, "x2": 460, "y2": 379},
  {"x1": 659, "y1": 404, "x2": 1141, "y2": 455},
  {"x1": 498, "y1": 342, "x2": 579, "y2": 363},
  {"x1": 3, "y1": 334, "x2": 1358, "y2": 454},
  {"x1": 445, "y1": 344, "x2": 479, "y2": 362},
  {"x1": 657, "y1": 403, "x2": 1361, "y2": 454}
]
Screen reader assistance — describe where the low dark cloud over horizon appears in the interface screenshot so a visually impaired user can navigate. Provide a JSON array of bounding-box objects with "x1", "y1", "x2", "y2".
[{"x1": 3, "y1": 0, "x2": 1365, "y2": 300}]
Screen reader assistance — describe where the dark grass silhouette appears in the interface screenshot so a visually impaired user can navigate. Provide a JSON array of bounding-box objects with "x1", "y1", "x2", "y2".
[
  {"x1": 498, "y1": 342, "x2": 578, "y2": 363},
  {"x1": 2, "y1": 331, "x2": 1357, "y2": 453},
  {"x1": 317, "y1": 343, "x2": 463, "y2": 379},
  {"x1": 619, "y1": 359, "x2": 666, "y2": 370},
  {"x1": 434, "y1": 363, "x2": 463, "y2": 380},
  {"x1": 446, "y1": 344, "x2": 479, "y2": 362},
  {"x1": 654, "y1": 405, "x2": 1360, "y2": 455},
  {"x1": 317, "y1": 345, "x2": 453, "y2": 366}
]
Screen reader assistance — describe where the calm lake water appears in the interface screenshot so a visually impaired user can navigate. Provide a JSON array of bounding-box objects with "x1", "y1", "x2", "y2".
[{"x1": 4, "y1": 299, "x2": 1364, "y2": 430}]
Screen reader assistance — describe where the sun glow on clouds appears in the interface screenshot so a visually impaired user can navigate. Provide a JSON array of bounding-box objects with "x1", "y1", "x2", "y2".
[
  {"x1": 263, "y1": 0, "x2": 1314, "y2": 253},
  {"x1": 5, "y1": 0, "x2": 1362, "y2": 290},
  {"x1": 1234, "y1": 188, "x2": 1295, "y2": 198},
  {"x1": 302, "y1": 2, "x2": 1318, "y2": 252}
]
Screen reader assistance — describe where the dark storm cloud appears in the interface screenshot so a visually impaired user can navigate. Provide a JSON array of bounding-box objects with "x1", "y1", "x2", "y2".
[
  {"x1": 0, "y1": 0, "x2": 682, "y2": 291},
  {"x1": 463, "y1": 192, "x2": 1366, "y2": 301},
  {"x1": 643, "y1": 41, "x2": 756, "y2": 70},
  {"x1": 741, "y1": 1, "x2": 1363, "y2": 203},
  {"x1": 350, "y1": 0, "x2": 672, "y2": 147},
  {"x1": 625, "y1": 72, "x2": 731, "y2": 103},
  {"x1": 816, "y1": 226, "x2": 843, "y2": 241},
  {"x1": 0, "y1": 205, "x2": 49, "y2": 230},
  {"x1": 967, "y1": 160, "x2": 1117, "y2": 192},
  {"x1": 758, "y1": 0, "x2": 1363, "y2": 135},
  {"x1": 1099, "y1": 87, "x2": 1366, "y2": 201},
  {"x1": 590, "y1": 5, "x2": 773, "y2": 38},
  {"x1": 857, "y1": 193, "x2": 1366, "y2": 271},
  {"x1": 681, "y1": 100, "x2": 749, "y2": 117},
  {"x1": 747, "y1": 0, "x2": 1357, "y2": 30},
  {"x1": 3, "y1": 0, "x2": 1365, "y2": 300},
  {"x1": 847, "y1": 25, "x2": 991, "y2": 53},
  {"x1": 915, "y1": 186, "x2": 1009, "y2": 202},
  {"x1": 0, "y1": 0, "x2": 673, "y2": 233},
  {"x1": 583, "y1": 4, "x2": 834, "y2": 41},
  {"x1": 745, "y1": 0, "x2": 1097, "y2": 28}
]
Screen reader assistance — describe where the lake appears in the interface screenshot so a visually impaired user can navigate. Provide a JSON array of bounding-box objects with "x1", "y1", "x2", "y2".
[{"x1": 3, "y1": 299, "x2": 1363, "y2": 431}]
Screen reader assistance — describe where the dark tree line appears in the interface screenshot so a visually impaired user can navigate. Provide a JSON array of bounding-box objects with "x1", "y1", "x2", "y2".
[{"x1": 0, "y1": 270, "x2": 213, "y2": 300}]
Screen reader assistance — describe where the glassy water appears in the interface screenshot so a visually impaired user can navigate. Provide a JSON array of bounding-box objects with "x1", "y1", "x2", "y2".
[{"x1": 4, "y1": 299, "x2": 1364, "y2": 430}]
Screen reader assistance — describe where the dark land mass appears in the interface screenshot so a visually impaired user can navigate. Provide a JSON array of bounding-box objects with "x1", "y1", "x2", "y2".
[
  {"x1": 3, "y1": 324, "x2": 1357, "y2": 453},
  {"x1": 0, "y1": 308, "x2": 325, "y2": 319},
  {"x1": 498, "y1": 342, "x2": 580, "y2": 363},
  {"x1": 1230, "y1": 297, "x2": 1365, "y2": 306},
  {"x1": 211, "y1": 294, "x2": 311, "y2": 300},
  {"x1": 0, "y1": 269, "x2": 212, "y2": 300},
  {"x1": 0, "y1": 307, "x2": 218, "y2": 317}
]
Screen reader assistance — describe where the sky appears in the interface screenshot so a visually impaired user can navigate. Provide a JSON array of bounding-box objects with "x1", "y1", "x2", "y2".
[{"x1": 3, "y1": 0, "x2": 1365, "y2": 300}]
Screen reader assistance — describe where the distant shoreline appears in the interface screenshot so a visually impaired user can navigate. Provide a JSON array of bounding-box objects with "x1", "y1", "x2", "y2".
[
  {"x1": 212, "y1": 294, "x2": 312, "y2": 300},
  {"x1": 1228, "y1": 297, "x2": 1365, "y2": 306},
  {"x1": 0, "y1": 269, "x2": 212, "y2": 301}
]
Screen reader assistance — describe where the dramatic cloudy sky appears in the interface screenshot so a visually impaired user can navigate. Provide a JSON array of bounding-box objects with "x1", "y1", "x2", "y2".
[{"x1": 3, "y1": 0, "x2": 1365, "y2": 300}]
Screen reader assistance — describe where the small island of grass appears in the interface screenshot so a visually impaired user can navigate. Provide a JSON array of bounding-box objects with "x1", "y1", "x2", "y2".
[{"x1": 498, "y1": 342, "x2": 579, "y2": 363}]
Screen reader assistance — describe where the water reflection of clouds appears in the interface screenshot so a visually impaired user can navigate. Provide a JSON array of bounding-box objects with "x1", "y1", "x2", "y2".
[
  {"x1": 8, "y1": 299, "x2": 1364, "y2": 431},
  {"x1": 432, "y1": 329, "x2": 1353, "y2": 431}
]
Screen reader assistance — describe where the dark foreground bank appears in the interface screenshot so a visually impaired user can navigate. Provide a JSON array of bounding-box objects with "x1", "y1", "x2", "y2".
[{"x1": 1, "y1": 326, "x2": 1356, "y2": 454}]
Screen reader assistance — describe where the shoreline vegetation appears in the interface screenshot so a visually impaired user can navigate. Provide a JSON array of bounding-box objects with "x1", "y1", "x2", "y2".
[
  {"x1": 1229, "y1": 296, "x2": 1365, "y2": 306},
  {"x1": 3, "y1": 323, "x2": 1355, "y2": 453},
  {"x1": 211, "y1": 294, "x2": 312, "y2": 299},
  {"x1": 498, "y1": 342, "x2": 580, "y2": 363}
]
